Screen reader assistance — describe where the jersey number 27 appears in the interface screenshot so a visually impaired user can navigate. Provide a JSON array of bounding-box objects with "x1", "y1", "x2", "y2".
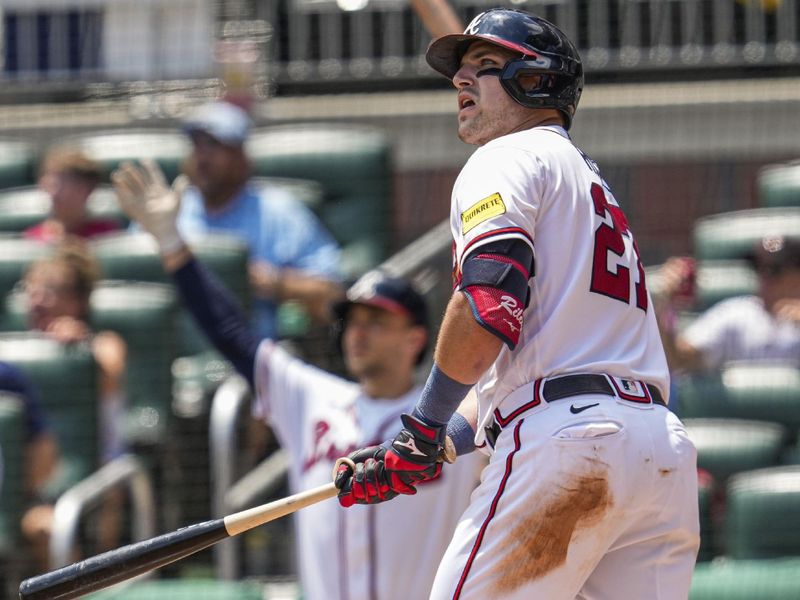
[{"x1": 589, "y1": 182, "x2": 648, "y2": 312}]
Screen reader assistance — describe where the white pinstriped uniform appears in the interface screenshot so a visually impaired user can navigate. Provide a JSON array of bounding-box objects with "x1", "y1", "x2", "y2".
[
  {"x1": 430, "y1": 126, "x2": 700, "y2": 600},
  {"x1": 253, "y1": 341, "x2": 484, "y2": 600}
]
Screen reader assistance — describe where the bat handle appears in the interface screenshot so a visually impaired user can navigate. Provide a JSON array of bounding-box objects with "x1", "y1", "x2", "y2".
[{"x1": 332, "y1": 456, "x2": 357, "y2": 480}]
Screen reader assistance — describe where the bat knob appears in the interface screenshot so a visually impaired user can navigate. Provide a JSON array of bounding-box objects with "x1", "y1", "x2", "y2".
[{"x1": 332, "y1": 456, "x2": 357, "y2": 484}]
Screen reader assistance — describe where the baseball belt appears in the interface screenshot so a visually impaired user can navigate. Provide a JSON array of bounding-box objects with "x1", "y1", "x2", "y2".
[{"x1": 484, "y1": 373, "x2": 667, "y2": 449}]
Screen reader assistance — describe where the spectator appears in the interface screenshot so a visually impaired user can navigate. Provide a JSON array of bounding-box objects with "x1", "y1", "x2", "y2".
[
  {"x1": 20, "y1": 242, "x2": 127, "y2": 567},
  {"x1": 1, "y1": 361, "x2": 59, "y2": 573},
  {"x1": 112, "y1": 159, "x2": 485, "y2": 600},
  {"x1": 25, "y1": 147, "x2": 120, "y2": 244},
  {"x1": 170, "y1": 100, "x2": 342, "y2": 340},
  {"x1": 655, "y1": 234, "x2": 800, "y2": 373}
]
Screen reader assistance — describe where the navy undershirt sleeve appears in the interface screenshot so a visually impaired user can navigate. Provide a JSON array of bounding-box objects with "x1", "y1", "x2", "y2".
[
  {"x1": 0, "y1": 361, "x2": 49, "y2": 440},
  {"x1": 172, "y1": 258, "x2": 261, "y2": 386}
]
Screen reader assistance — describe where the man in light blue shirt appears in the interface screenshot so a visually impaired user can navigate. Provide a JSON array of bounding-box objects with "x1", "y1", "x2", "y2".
[{"x1": 176, "y1": 101, "x2": 342, "y2": 340}]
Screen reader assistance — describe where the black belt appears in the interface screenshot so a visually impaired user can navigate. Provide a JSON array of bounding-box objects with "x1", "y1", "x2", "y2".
[{"x1": 484, "y1": 374, "x2": 666, "y2": 449}]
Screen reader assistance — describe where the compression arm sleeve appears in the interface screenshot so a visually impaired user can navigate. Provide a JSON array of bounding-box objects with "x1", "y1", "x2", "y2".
[{"x1": 172, "y1": 257, "x2": 261, "y2": 386}]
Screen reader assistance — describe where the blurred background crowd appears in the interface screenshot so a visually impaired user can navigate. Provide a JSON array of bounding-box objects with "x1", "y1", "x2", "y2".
[{"x1": 0, "y1": 0, "x2": 798, "y2": 599}]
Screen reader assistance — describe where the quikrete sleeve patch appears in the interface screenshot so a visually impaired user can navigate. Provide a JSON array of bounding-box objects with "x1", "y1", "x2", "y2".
[{"x1": 461, "y1": 193, "x2": 506, "y2": 234}]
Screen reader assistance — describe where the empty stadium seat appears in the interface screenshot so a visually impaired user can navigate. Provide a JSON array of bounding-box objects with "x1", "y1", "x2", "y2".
[
  {"x1": 693, "y1": 260, "x2": 758, "y2": 311},
  {"x1": 690, "y1": 558, "x2": 800, "y2": 599},
  {"x1": 725, "y1": 466, "x2": 800, "y2": 559},
  {"x1": 61, "y1": 129, "x2": 190, "y2": 183},
  {"x1": 684, "y1": 418, "x2": 787, "y2": 483},
  {"x1": 0, "y1": 333, "x2": 98, "y2": 497},
  {"x1": 692, "y1": 207, "x2": 800, "y2": 261},
  {"x1": 0, "y1": 185, "x2": 126, "y2": 234},
  {"x1": 0, "y1": 139, "x2": 36, "y2": 189},
  {"x1": 247, "y1": 123, "x2": 393, "y2": 278},
  {"x1": 86, "y1": 579, "x2": 265, "y2": 599},
  {"x1": 90, "y1": 232, "x2": 250, "y2": 357},
  {"x1": 90, "y1": 281, "x2": 180, "y2": 447},
  {"x1": 0, "y1": 392, "x2": 26, "y2": 557},
  {"x1": 758, "y1": 160, "x2": 800, "y2": 208},
  {"x1": 677, "y1": 363, "x2": 800, "y2": 435}
]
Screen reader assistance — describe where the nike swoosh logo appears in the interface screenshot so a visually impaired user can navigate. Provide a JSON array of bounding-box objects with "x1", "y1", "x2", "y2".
[{"x1": 570, "y1": 402, "x2": 599, "y2": 414}]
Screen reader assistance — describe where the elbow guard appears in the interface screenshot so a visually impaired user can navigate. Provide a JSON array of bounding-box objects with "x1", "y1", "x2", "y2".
[{"x1": 459, "y1": 238, "x2": 534, "y2": 349}]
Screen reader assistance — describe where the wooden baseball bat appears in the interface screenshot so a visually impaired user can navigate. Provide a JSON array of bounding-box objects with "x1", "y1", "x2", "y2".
[{"x1": 19, "y1": 458, "x2": 354, "y2": 600}]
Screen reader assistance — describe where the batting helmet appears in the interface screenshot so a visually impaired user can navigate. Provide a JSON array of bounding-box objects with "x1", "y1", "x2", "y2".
[{"x1": 426, "y1": 8, "x2": 583, "y2": 129}]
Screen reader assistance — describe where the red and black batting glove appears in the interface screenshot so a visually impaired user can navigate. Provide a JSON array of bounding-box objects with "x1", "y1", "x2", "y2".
[
  {"x1": 336, "y1": 414, "x2": 455, "y2": 508},
  {"x1": 335, "y1": 446, "x2": 398, "y2": 507}
]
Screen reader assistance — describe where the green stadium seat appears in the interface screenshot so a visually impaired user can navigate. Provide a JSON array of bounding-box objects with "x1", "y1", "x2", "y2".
[
  {"x1": 90, "y1": 232, "x2": 250, "y2": 357},
  {"x1": 693, "y1": 260, "x2": 757, "y2": 311},
  {"x1": 0, "y1": 236, "x2": 52, "y2": 302},
  {"x1": 62, "y1": 130, "x2": 190, "y2": 183},
  {"x1": 0, "y1": 139, "x2": 36, "y2": 189},
  {"x1": 86, "y1": 579, "x2": 264, "y2": 600},
  {"x1": 0, "y1": 185, "x2": 126, "y2": 234},
  {"x1": 758, "y1": 160, "x2": 800, "y2": 208},
  {"x1": 247, "y1": 123, "x2": 393, "y2": 278},
  {"x1": 676, "y1": 364, "x2": 800, "y2": 435},
  {"x1": 0, "y1": 393, "x2": 26, "y2": 556},
  {"x1": 90, "y1": 281, "x2": 180, "y2": 447},
  {"x1": 684, "y1": 418, "x2": 786, "y2": 483},
  {"x1": 696, "y1": 472, "x2": 715, "y2": 563},
  {"x1": 692, "y1": 207, "x2": 800, "y2": 261},
  {"x1": 0, "y1": 333, "x2": 98, "y2": 497},
  {"x1": 725, "y1": 466, "x2": 800, "y2": 559},
  {"x1": 690, "y1": 558, "x2": 800, "y2": 599}
]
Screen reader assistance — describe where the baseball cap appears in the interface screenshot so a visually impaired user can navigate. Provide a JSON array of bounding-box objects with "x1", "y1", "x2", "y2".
[
  {"x1": 333, "y1": 270, "x2": 429, "y2": 329},
  {"x1": 747, "y1": 235, "x2": 800, "y2": 276},
  {"x1": 182, "y1": 101, "x2": 252, "y2": 146}
]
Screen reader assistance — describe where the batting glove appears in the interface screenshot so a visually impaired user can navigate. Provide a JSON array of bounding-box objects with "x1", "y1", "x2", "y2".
[
  {"x1": 336, "y1": 414, "x2": 455, "y2": 507},
  {"x1": 111, "y1": 159, "x2": 189, "y2": 255}
]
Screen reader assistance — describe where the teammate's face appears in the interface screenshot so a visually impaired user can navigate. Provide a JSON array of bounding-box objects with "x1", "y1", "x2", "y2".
[
  {"x1": 452, "y1": 42, "x2": 545, "y2": 145},
  {"x1": 342, "y1": 304, "x2": 426, "y2": 381}
]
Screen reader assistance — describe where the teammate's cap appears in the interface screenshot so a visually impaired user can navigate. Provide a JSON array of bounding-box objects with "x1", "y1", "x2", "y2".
[
  {"x1": 332, "y1": 270, "x2": 428, "y2": 329},
  {"x1": 183, "y1": 101, "x2": 252, "y2": 147},
  {"x1": 747, "y1": 234, "x2": 800, "y2": 276}
]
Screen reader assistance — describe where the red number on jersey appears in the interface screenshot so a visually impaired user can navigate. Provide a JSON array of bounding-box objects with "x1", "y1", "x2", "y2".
[{"x1": 589, "y1": 183, "x2": 647, "y2": 311}]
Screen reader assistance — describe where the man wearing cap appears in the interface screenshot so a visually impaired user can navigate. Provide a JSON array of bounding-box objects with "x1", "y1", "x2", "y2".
[
  {"x1": 656, "y1": 235, "x2": 800, "y2": 371},
  {"x1": 111, "y1": 158, "x2": 484, "y2": 600},
  {"x1": 172, "y1": 99, "x2": 342, "y2": 340}
]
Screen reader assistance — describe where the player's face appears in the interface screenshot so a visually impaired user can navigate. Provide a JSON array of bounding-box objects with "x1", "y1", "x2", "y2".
[
  {"x1": 452, "y1": 42, "x2": 542, "y2": 146},
  {"x1": 342, "y1": 304, "x2": 425, "y2": 380}
]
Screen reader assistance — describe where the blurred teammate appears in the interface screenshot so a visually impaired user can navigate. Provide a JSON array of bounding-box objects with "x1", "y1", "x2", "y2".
[
  {"x1": 112, "y1": 160, "x2": 485, "y2": 600},
  {"x1": 334, "y1": 9, "x2": 699, "y2": 599}
]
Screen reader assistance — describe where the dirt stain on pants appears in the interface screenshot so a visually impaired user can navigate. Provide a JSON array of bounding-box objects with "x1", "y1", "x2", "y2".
[{"x1": 494, "y1": 463, "x2": 613, "y2": 595}]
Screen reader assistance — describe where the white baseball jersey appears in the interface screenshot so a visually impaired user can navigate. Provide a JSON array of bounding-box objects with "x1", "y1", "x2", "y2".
[
  {"x1": 253, "y1": 341, "x2": 484, "y2": 600},
  {"x1": 449, "y1": 125, "x2": 670, "y2": 446},
  {"x1": 432, "y1": 125, "x2": 699, "y2": 600}
]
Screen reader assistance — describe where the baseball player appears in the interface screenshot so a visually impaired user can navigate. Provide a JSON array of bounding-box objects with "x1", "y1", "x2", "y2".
[
  {"x1": 111, "y1": 160, "x2": 485, "y2": 600},
  {"x1": 335, "y1": 8, "x2": 700, "y2": 600}
]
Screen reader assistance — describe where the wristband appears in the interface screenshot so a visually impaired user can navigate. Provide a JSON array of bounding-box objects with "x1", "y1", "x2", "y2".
[
  {"x1": 412, "y1": 363, "x2": 473, "y2": 427},
  {"x1": 446, "y1": 412, "x2": 476, "y2": 456}
]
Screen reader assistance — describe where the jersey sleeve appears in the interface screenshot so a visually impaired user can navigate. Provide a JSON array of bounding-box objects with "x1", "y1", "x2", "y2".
[
  {"x1": 252, "y1": 340, "x2": 346, "y2": 458},
  {"x1": 451, "y1": 144, "x2": 541, "y2": 274}
]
